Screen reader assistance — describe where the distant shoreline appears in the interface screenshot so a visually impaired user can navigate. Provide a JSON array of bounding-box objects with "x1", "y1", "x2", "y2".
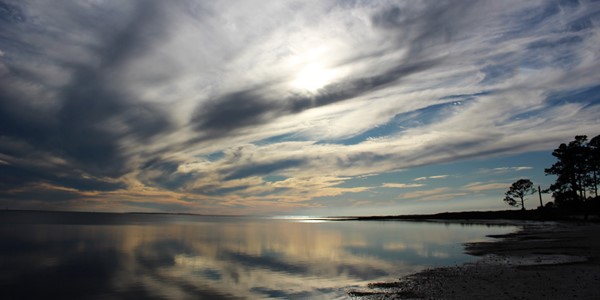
[{"x1": 332, "y1": 209, "x2": 600, "y2": 222}]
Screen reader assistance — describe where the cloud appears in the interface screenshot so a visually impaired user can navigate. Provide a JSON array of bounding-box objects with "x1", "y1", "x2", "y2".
[
  {"x1": 492, "y1": 167, "x2": 533, "y2": 172},
  {"x1": 400, "y1": 188, "x2": 467, "y2": 202},
  {"x1": 478, "y1": 166, "x2": 534, "y2": 174},
  {"x1": 464, "y1": 182, "x2": 511, "y2": 192},
  {"x1": 190, "y1": 58, "x2": 441, "y2": 140},
  {"x1": 223, "y1": 159, "x2": 305, "y2": 181},
  {"x1": 401, "y1": 188, "x2": 449, "y2": 199},
  {"x1": 381, "y1": 183, "x2": 424, "y2": 189},
  {"x1": 414, "y1": 175, "x2": 449, "y2": 181},
  {"x1": 1, "y1": 0, "x2": 600, "y2": 213},
  {"x1": 0, "y1": 0, "x2": 174, "y2": 179}
]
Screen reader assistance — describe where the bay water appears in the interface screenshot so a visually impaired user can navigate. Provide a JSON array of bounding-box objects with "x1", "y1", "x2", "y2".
[{"x1": 0, "y1": 211, "x2": 516, "y2": 299}]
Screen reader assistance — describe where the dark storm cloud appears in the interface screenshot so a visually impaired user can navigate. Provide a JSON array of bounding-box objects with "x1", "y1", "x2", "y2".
[
  {"x1": 0, "y1": 0, "x2": 173, "y2": 194},
  {"x1": 0, "y1": 164, "x2": 125, "y2": 192},
  {"x1": 57, "y1": 67, "x2": 172, "y2": 177},
  {"x1": 94, "y1": 0, "x2": 166, "y2": 68},
  {"x1": 0, "y1": 89, "x2": 57, "y2": 149},
  {"x1": 54, "y1": 0, "x2": 173, "y2": 177},
  {"x1": 193, "y1": 90, "x2": 277, "y2": 137},
  {"x1": 0, "y1": 83, "x2": 127, "y2": 194}
]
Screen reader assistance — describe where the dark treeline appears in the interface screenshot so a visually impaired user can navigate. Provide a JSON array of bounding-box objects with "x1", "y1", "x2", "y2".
[
  {"x1": 544, "y1": 134, "x2": 600, "y2": 215},
  {"x1": 502, "y1": 134, "x2": 600, "y2": 218}
]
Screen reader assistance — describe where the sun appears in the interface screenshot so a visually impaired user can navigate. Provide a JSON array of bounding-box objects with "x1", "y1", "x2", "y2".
[{"x1": 292, "y1": 63, "x2": 336, "y2": 92}]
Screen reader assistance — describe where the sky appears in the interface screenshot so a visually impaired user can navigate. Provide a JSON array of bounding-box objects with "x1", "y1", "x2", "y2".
[{"x1": 1, "y1": 0, "x2": 599, "y2": 216}]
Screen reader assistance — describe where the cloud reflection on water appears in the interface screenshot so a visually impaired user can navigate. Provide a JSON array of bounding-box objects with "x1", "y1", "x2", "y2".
[{"x1": 0, "y1": 212, "x2": 515, "y2": 299}]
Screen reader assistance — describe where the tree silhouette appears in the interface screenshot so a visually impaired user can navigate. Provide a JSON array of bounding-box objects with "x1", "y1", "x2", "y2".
[
  {"x1": 504, "y1": 179, "x2": 536, "y2": 210},
  {"x1": 545, "y1": 134, "x2": 600, "y2": 208}
]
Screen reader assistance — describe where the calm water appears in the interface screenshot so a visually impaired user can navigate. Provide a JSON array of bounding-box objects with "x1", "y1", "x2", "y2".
[{"x1": 0, "y1": 211, "x2": 516, "y2": 299}]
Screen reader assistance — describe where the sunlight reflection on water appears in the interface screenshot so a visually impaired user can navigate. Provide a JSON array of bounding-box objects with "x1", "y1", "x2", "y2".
[{"x1": 0, "y1": 211, "x2": 516, "y2": 299}]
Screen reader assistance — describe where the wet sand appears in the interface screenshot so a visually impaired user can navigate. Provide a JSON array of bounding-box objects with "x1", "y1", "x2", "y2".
[{"x1": 350, "y1": 221, "x2": 600, "y2": 299}]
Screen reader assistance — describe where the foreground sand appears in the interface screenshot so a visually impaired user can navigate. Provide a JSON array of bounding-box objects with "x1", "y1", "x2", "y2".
[{"x1": 350, "y1": 221, "x2": 600, "y2": 299}]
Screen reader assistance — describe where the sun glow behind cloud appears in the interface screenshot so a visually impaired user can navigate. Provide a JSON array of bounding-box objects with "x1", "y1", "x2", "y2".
[{"x1": 292, "y1": 63, "x2": 338, "y2": 92}]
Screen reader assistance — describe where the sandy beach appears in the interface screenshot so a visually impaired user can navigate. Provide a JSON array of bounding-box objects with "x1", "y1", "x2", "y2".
[{"x1": 350, "y1": 221, "x2": 600, "y2": 299}]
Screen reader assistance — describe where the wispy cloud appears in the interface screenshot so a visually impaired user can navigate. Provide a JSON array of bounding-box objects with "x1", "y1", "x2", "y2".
[
  {"x1": 400, "y1": 188, "x2": 467, "y2": 202},
  {"x1": 464, "y1": 182, "x2": 511, "y2": 192},
  {"x1": 401, "y1": 188, "x2": 449, "y2": 200},
  {"x1": 1, "y1": 0, "x2": 599, "y2": 214},
  {"x1": 381, "y1": 183, "x2": 424, "y2": 189},
  {"x1": 414, "y1": 175, "x2": 449, "y2": 181},
  {"x1": 479, "y1": 166, "x2": 534, "y2": 174},
  {"x1": 492, "y1": 167, "x2": 533, "y2": 172}
]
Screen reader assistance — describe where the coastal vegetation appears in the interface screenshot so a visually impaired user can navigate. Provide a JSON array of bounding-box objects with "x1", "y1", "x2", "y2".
[
  {"x1": 503, "y1": 179, "x2": 536, "y2": 211},
  {"x1": 503, "y1": 134, "x2": 600, "y2": 218},
  {"x1": 545, "y1": 135, "x2": 600, "y2": 208}
]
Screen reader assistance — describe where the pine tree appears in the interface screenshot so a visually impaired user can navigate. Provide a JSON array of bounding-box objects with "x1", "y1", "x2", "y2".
[
  {"x1": 545, "y1": 135, "x2": 600, "y2": 208},
  {"x1": 504, "y1": 179, "x2": 536, "y2": 210}
]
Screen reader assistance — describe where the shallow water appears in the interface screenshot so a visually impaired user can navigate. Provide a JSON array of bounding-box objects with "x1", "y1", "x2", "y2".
[{"x1": 0, "y1": 211, "x2": 516, "y2": 299}]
